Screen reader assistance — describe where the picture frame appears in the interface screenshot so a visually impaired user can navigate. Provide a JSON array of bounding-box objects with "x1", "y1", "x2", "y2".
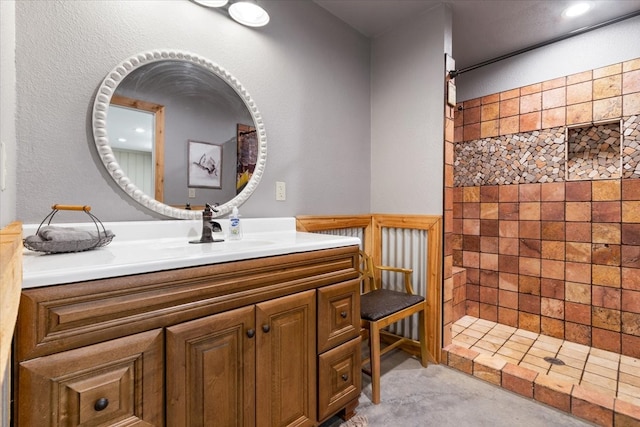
[
  {"x1": 188, "y1": 140, "x2": 222, "y2": 189},
  {"x1": 236, "y1": 123, "x2": 258, "y2": 194}
]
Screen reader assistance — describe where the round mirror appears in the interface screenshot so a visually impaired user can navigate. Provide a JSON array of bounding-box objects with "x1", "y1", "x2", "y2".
[{"x1": 92, "y1": 50, "x2": 267, "y2": 219}]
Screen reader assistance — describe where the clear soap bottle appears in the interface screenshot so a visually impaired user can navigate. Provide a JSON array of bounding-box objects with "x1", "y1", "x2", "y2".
[{"x1": 228, "y1": 206, "x2": 242, "y2": 240}]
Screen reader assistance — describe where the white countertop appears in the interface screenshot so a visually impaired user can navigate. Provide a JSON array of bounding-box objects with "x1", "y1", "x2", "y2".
[{"x1": 22, "y1": 218, "x2": 360, "y2": 289}]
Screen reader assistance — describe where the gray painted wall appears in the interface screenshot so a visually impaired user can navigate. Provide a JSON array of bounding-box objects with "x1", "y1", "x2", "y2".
[
  {"x1": 371, "y1": 3, "x2": 452, "y2": 215},
  {"x1": 0, "y1": 0, "x2": 17, "y2": 229},
  {"x1": 13, "y1": 0, "x2": 372, "y2": 223},
  {"x1": 457, "y1": 15, "x2": 640, "y2": 102},
  {"x1": 0, "y1": 3, "x2": 15, "y2": 418}
]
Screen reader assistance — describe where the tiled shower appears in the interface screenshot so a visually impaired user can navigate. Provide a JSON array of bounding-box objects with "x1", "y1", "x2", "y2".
[
  {"x1": 443, "y1": 57, "x2": 640, "y2": 425},
  {"x1": 450, "y1": 57, "x2": 640, "y2": 359}
]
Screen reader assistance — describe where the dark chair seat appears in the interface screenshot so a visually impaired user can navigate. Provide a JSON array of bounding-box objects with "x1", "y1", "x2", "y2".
[{"x1": 361, "y1": 288, "x2": 425, "y2": 321}]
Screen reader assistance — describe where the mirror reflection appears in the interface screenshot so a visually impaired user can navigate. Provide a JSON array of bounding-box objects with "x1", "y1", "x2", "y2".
[
  {"x1": 108, "y1": 96, "x2": 164, "y2": 201},
  {"x1": 92, "y1": 51, "x2": 267, "y2": 219},
  {"x1": 110, "y1": 60, "x2": 254, "y2": 208}
]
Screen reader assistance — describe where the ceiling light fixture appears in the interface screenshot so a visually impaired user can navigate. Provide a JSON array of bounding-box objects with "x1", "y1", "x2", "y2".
[
  {"x1": 193, "y1": 0, "x2": 228, "y2": 7},
  {"x1": 562, "y1": 2, "x2": 592, "y2": 18},
  {"x1": 228, "y1": 0, "x2": 270, "y2": 27},
  {"x1": 190, "y1": 0, "x2": 269, "y2": 28}
]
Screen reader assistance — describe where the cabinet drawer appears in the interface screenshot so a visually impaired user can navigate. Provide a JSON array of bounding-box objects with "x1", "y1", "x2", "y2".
[
  {"x1": 17, "y1": 329, "x2": 163, "y2": 426},
  {"x1": 317, "y1": 279, "x2": 360, "y2": 353},
  {"x1": 318, "y1": 337, "x2": 361, "y2": 422}
]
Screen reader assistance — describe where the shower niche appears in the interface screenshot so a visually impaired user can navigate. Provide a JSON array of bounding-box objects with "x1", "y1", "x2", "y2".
[{"x1": 565, "y1": 119, "x2": 622, "y2": 181}]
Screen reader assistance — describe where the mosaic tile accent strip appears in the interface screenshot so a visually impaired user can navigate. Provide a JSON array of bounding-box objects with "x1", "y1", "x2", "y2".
[
  {"x1": 567, "y1": 121, "x2": 621, "y2": 181},
  {"x1": 454, "y1": 127, "x2": 565, "y2": 187},
  {"x1": 454, "y1": 116, "x2": 640, "y2": 187},
  {"x1": 623, "y1": 115, "x2": 640, "y2": 178}
]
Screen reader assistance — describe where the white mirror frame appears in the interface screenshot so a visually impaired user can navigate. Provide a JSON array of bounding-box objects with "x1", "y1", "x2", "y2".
[{"x1": 92, "y1": 50, "x2": 267, "y2": 219}]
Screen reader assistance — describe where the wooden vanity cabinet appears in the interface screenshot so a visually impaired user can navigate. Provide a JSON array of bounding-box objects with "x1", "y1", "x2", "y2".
[{"x1": 14, "y1": 246, "x2": 360, "y2": 427}]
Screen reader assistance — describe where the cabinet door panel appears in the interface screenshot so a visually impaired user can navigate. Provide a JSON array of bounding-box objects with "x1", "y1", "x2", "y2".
[
  {"x1": 256, "y1": 290, "x2": 316, "y2": 427},
  {"x1": 166, "y1": 305, "x2": 255, "y2": 427},
  {"x1": 17, "y1": 329, "x2": 163, "y2": 427}
]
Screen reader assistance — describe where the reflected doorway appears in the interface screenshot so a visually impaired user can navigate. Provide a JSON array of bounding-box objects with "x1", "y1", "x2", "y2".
[{"x1": 108, "y1": 95, "x2": 166, "y2": 202}]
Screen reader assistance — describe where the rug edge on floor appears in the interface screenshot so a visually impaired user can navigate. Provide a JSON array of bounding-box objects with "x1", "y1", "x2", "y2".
[{"x1": 339, "y1": 414, "x2": 367, "y2": 427}]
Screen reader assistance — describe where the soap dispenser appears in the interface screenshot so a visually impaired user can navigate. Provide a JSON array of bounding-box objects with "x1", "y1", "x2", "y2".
[{"x1": 228, "y1": 206, "x2": 242, "y2": 240}]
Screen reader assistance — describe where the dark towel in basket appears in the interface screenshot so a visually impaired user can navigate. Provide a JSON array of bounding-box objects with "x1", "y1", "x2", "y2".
[{"x1": 24, "y1": 226, "x2": 114, "y2": 253}]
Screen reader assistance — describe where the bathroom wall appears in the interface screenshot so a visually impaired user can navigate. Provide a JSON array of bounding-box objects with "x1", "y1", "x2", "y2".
[
  {"x1": 13, "y1": 0, "x2": 372, "y2": 223},
  {"x1": 457, "y1": 15, "x2": 640, "y2": 103},
  {"x1": 0, "y1": 0, "x2": 16, "y2": 229},
  {"x1": 0, "y1": 2, "x2": 15, "y2": 417},
  {"x1": 370, "y1": 3, "x2": 451, "y2": 215},
  {"x1": 452, "y1": 58, "x2": 640, "y2": 358}
]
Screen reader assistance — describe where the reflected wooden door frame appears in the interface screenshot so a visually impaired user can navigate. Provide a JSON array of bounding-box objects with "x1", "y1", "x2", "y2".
[{"x1": 110, "y1": 95, "x2": 166, "y2": 203}]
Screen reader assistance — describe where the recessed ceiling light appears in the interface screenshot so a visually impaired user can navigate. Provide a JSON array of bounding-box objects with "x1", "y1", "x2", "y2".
[
  {"x1": 563, "y1": 2, "x2": 592, "y2": 18},
  {"x1": 118, "y1": 138, "x2": 127, "y2": 142},
  {"x1": 135, "y1": 127, "x2": 145, "y2": 133}
]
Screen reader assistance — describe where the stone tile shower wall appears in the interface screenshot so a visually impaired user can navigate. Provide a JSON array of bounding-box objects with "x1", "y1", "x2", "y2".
[{"x1": 452, "y1": 58, "x2": 640, "y2": 358}]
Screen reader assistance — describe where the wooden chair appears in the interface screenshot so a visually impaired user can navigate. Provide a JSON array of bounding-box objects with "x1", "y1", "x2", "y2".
[{"x1": 358, "y1": 250, "x2": 428, "y2": 404}]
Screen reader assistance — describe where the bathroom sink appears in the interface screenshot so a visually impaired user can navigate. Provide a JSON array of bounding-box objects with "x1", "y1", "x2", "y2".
[
  {"x1": 22, "y1": 218, "x2": 361, "y2": 288},
  {"x1": 146, "y1": 238, "x2": 278, "y2": 258},
  {"x1": 223, "y1": 239, "x2": 277, "y2": 250}
]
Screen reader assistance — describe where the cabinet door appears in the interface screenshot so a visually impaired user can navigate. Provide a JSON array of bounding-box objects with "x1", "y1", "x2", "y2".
[
  {"x1": 256, "y1": 290, "x2": 316, "y2": 427},
  {"x1": 166, "y1": 305, "x2": 255, "y2": 427},
  {"x1": 17, "y1": 329, "x2": 163, "y2": 427}
]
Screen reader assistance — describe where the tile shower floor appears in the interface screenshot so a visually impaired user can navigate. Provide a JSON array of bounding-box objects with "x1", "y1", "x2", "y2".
[{"x1": 452, "y1": 315, "x2": 640, "y2": 408}]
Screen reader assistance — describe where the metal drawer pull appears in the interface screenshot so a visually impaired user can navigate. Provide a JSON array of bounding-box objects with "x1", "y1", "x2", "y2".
[
  {"x1": 341, "y1": 374, "x2": 349, "y2": 381},
  {"x1": 247, "y1": 329, "x2": 255, "y2": 338},
  {"x1": 262, "y1": 324, "x2": 270, "y2": 333},
  {"x1": 340, "y1": 311, "x2": 348, "y2": 318},
  {"x1": 94, "y1": 398, "x2": 109, "y2": 411}
]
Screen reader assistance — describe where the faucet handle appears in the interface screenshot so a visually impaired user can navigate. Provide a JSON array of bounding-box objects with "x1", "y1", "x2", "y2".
[{"x1": 206, "y1": 203, "x2": 220, "y2": 213}]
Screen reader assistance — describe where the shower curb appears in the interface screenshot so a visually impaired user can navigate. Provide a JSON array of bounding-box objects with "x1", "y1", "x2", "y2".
[{"x1": 443, "y1": 344, "x2": 640, "y2": 427}]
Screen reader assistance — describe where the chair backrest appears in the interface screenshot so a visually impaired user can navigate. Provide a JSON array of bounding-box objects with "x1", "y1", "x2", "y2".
[{"x1": 358, "y1": 250, "x2": 378, "y2": 293}]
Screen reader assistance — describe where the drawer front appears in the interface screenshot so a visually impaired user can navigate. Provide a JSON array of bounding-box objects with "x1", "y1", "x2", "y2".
[
  {"x1": 318, "y1": 337, "x2": 361, "y2": 422},
  {"x1": 17, "y1": 329, "x2": 163, "y2": 427},
  {"x1": 317, "y1": 279, "x2": 360, "y2": 353}
]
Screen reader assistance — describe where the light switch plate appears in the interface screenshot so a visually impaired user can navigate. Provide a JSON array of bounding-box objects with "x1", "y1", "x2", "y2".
[
  {"x1": 0, "y1": 142, "x2": 6, "y2": 191},
  {"x1": 276, "y1": 181, "x2": 286, "y2": 201},
  {"x1": 188, "y1": 188, "x2": 196, "y2": 198}
]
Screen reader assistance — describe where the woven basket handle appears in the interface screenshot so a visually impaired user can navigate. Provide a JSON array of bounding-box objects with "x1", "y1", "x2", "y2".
[{"x1": 51, "y1": 204, "x2": 91, "y2": 212}]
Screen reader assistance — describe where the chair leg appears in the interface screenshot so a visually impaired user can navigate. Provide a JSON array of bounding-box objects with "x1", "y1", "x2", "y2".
[
  {"x1": 369, "y1": 322, "x2": 381, "y2": 404},
  {"x1": 418, "y1": 308, "x2": 428, "y2": 368}
]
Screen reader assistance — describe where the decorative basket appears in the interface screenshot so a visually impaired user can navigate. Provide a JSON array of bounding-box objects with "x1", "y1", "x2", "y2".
[{"x1": 23, "y1": 205, "x2": 114, "y2": 254}]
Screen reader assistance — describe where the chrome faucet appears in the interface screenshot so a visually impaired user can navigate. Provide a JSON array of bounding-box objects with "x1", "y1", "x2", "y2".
[{"x1": 190, "y1": 203, "x2": 224, "y2": 243}]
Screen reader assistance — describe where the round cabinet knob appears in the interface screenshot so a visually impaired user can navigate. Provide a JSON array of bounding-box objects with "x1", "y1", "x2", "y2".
[
  {"x1": 341, "y1": 374, "x2": 349, "y2": 381},
  {"x1": 246, "y1": 329, "x2": 255, "y2": 338},
  {"x1": 94, "y1": 398, "x2": 109, "y2": 411},
  {"x1": 262, "y1": 324, "x2": 270, "y2": 333},
  {"x1": 340, "y1": 311, "x2": 348, "y2": 318}
]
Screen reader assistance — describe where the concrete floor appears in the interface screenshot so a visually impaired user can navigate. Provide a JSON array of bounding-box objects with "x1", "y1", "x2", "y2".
[{"x1": 323, "y1": 349, "x2": 594, "y2": 427}]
